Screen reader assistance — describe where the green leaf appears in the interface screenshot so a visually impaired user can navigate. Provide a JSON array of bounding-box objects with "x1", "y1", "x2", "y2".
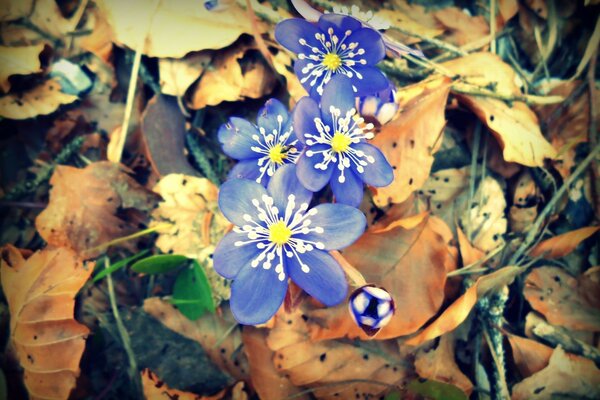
[
  {"x1": 92, "y1": 250, "x2": 149, "y2": 282},
  {"x1": 384, "y1": 391, "x2": 402, "y2": 400},
  {"x1": 407, "y1": 379, "x2": 468, "y2": 400},
  {"x1": 172, "y1": 260, "x2": 215, "y2": 320},
  {"x1": 131, "y1": 254, "x2": 188, "y2": 274}
]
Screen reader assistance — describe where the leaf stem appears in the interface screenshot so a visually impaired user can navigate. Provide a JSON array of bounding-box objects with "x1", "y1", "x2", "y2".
[{"x1": 85, "y1": 223, "x2": 172, "y2": 256}]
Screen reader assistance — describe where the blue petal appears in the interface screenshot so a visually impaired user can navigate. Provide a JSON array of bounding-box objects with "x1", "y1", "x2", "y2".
[
  {"x1": 267, "y1": 164, "x2": 313, "y2": 212},
  {"x1": 331, "y1": 167, "x2": 364, "y2": 207},
  {"x1": 257, "y1": 98, "x2": 289, "y2": 137},
  {"x1": 275, "y1": 18, "x2": 322, "y2": 54},
  {"x1": 318, "y1": 13, "x2": 361, "y2": 35},
  {"x1": 218, "y1": 117, "x2": 259, "y2": 160},
  {"x1": 350, "y1": 66, "x2": 390, "y2": 97},
  {"x1": 293, "y1": 58, "x2": 318, "y2": 96},
  {"x1": 292, "y1": 96, "x2": 320, "y2": 146},
  {"x1": 353, "y1": 143, "x2": 394, "y2": 187},
  {"x1": 321, "y1": 75, "x2": 356, "y2": 126},
  {"x1": 296, "y1": 146, "x2": 334, "y2": 192},
  {"x1": 213, "y1": 231, "x2": 261, "y2": 279},
  {"x1": 228, "y1": 159, "x2": 261, "y2": 182},
  {"x1": 287, "y1": 249, "x2": 347, "y2": 306},
  {"x1": 230, "y1": 263, "x2": 288, "y2": 325},
  {"x1": 218, "y1": 178, "x2": 269, "y2": 227},
  {"x1": 298, "y1": 203, "x2": 366, "y2": 250},
  {"x1": 347, "y1": 28, "x2": 386, "y2": 65}
]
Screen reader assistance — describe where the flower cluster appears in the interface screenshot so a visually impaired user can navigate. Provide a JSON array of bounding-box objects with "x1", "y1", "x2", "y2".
[{"x1": 213, "y1": 8, "x2": 417, "y2": 325}]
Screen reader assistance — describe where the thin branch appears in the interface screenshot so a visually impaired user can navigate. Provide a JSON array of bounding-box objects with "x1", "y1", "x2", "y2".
[{"x1": 531, "y1": 319, "x2": 600, "y2": 365}]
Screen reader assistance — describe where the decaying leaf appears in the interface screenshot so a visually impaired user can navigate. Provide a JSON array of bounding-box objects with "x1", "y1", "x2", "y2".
[
  {"x1": 418, "y1": 167, "x2": 470, "y2": 228},
  {"x1": 0, "y1": 79, "x2": 78, "y2": 120},
  {"x1": 35, "y1": 161, "x2": 159, "y2": 257},
  {"x1": 29, "y1": 0, "x2": 87, "y2": 38},
  {"x1": 371, "y1": 77, "x2": 451, "y2": 207},
  {"x1": 0, "y1": 245, "x2": 93, "y2": 400},
  {"x1": 102, "y1": 0, "x2": 259, "y2": 58},
  {"x1": 0, "y1": 44, "x2": 44, "y2": 92},
  {"x1": 0, "y1": 0, "x2": 33, "y2": 22},
  {"x1": 509, "y1": 170, "x2": 541, "y2": 233},
  {"x1": 529, "y1": 226, "x2": 599, "y2": 259},
  {"x1": 524, "y1": 266, "x2": 600, "y2": 331},
  {"x1": 406, "y1": 266, "x2": 522, "y2": 345},
  {"x1": 444, "y1": 53, "x2": 557, "y2": 167},
  {"x1": 141, "y1": 369, "x2": 236, "y2": 400},
  {"x1": 159, "y1": 53, "x2": 210, "y2": 97},
  {"x1": 507, "y1": 334, "x2": 553, "y2": 378},
  {"x1": 456, "y1": 226, "x2": 485, "y2": 267},
  {"x1": 434, "y1": 7, "x2": 489, "y2": 46},
  {"x1": 511, "y1": 346, "x2": 600, "y2": 400},
  {"x1": 271, "y1": 45, "x2": 307, "y2": 104}
]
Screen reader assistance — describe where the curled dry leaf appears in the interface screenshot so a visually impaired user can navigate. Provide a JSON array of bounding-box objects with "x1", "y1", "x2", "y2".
[
  {"x1": 524, "y1": 266, "x2": 600, "y2": 331},
  {"x1": 0, "y1": 245, "x2": 93, "y2": 400},
  {"x1": 0, "y1": 79, "x2": 78, "y2": 120},
  {"x1": 74, "y1": 5, "x2": 115, "y2": 63},
  {"x1": 418, "y1": 167, "x2": 470, "y2": 229},
  {"x1": 159, "y1": 53, "x2": 210, "y2": 97},
  {"x1": 414, "y1": 334, "x2": 473, "y2": 396},
  {"x1": 507, "y1": 334, "x2": 553, "y2": 378},
  {"x1": 529, "y1": 226, "x2": 600, "y2": 259},
  {"x1": 371, "y1": 77, "x2": 451, "y2": 207},
  {"x1": 150, "y1": 174, "x2": 230, "y2": 303},
  {"x1": 102, "y1": 0, "x2": 258, "y2": 58},
  {"x1": 406, "y1": 266, "x2": 522, "y2": 345},
  {"x1": 444, "y1": 53, "x2": 557, "y2": 167},
  {"x1": 456, "y1": 226, "x2": 485, "y2": 267},
  {"x1": 29, "y1": 0, "x2": 87, "y2": 38},
  {"x1": 189, "y1": 41, "x2": 277, "y2": 109},
  {"x1": 143, "y1": 297, "x2": 249, "y2": 381},
  {"x1": 511, "y1": 346, "x2": 600, "y2": 400},
  {"x1": 266, "y1": 307, "x2": 411, "y2": 399},
  {"x1": 0, "y1": 44, "x2": 44, "y2": 92},
  {"x1": 309, "y1": 215, "x2": 455, "y2": 341},
  {"x1": 35, "y1": 161, "x2": 159, "y2": 257}
]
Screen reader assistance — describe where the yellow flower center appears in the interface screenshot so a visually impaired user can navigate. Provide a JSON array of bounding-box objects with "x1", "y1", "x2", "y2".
[
  {"x1": 322, "y1": 53, "x2": 342, "y2": 71},
  {"x1": 269, "y1": 220, "x2": 292, "y2": 245},
  {"x1": 268, "y1": 144, "x2": 286, "y2": 164},
  {"x1": 331, "y1": 132, "x2": 352, "y2": 153}
]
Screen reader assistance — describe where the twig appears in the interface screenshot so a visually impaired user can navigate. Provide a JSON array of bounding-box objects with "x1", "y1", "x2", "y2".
[
  {"x1": 84, "y1": 223, "x2": 172, "y2": 256},
  {"x1": 531, "y1": 320, "x2": 600, "y2": 365},
  {"x1": 490, "y1": 0, "x2": 496, "y2": 54},
  {"x1": 391, "y1": 26, "x2": 466, "y2": 56},
  {"x1": 467, "y1": 122, "x2": 482, "y2": 239},
  {"x1": 0, "y1": 201, "x2": 47, "y2": 209},
  {"x1": 452, "y1": 83, "x2": 564, "y2": 105},
  {"x1": 186, "y1": 134, "x2": 221, "y2": 185},
  {"x1": 105, "y1": 259, "x2": 141, "y2": 396}
]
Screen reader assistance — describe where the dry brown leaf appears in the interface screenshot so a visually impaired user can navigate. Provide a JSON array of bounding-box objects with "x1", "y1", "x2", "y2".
[
  {"x1": 406, "y1": 266, "x2": 522, "y2": 345},
  {"x1": 444, "y1": 53, "x2": 557, "y2": 167},
  {"x1": 189, "y1": 42, "x2": 276, "y2": 109},
  {"x1": 144, "y1": 297, "x2": 248, "y2": 381},
  {"x1": 0, "y1": 44, "x2": 44, "y2": 92},
  {"x1": 35, "y1": 161, "x2": 159, "y2": 257},
  {"x1": 580, "y1": 266, "x2": 600, "y2": 308},
  {"x1": 0, "y1": 245, "x2": 93, "y2": 400},
  {"x1": 0, "y1": 79, "x2": 78, "y2": 120},
  {"x1": 376, "y1": 8, "x2": 444, "y2": 44},
  {"x1": 141, "y1": 369, "x2": 229, "y2": 400},
  {"x1": 267, "y1": 307, "x2": 411, "y2": 399},
  {"x1": 507, "y1": 334, "x2": 553, "y2": 378},
  {"x1": 309, "y1": 215, "x2": 455, "y2": 341},
  {"x1": 102, "y1": 0, "x2": 258, "y2": 58},
  {"x1": 0, "y1": 0, "x2": 33, "y2": 22},
  {"x1": 75, "y1": 5, "x2": 115, "y2": 63},
  {"x1": 241, "y1": 327, "x2": 307, "y2": 400},
  {"x1": 456, "y1": 226, "x2": 485, "y2": 267},
  {"x1": 159, "y1": 53, "x2": 210, "y2": 97},
  {"x1": 434, "y1": 7, "x2": 489, "y2": 46},
  {"x1": 530, "y1": 226, "x2": 600, "y2": 259},
  {"x1": 414, "y1": 334, "x2": 473, "y2": 395},
  {"x1": 511, "y1": 346, "x2": 600, "y2": 399},
  {"x1": 509, "y1": 170, "x2": 541, "y2": 233},
  {"x1": 271, "y1": 46, "x2": 307, "y2": 104},
  {"x1": 418, "y1": 167, "x2": 470, "y2": 229},
  {"x1": 371, "y1": 77, "x2": 451, "y2": 207},
  {"x1": 524, "y1": 266, "x2": 600, "y2": 331},
  {"x1": 30, "y1": 0, "x2": 88, "y2": 38}
]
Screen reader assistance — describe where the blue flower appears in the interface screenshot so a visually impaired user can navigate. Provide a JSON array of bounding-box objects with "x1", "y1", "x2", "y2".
[
  {"x1": 213, "y1": 165, "x2": 366, "y2": 325},
  {"x1": 293, "y1": 76, "x2": 394, "y2": 207},
  {"x1": 218, "y1": 98, "x2": 301, "y2": 186},
  {"x1": 357, "y1": 80, "x2": 398, "y2": 126},
  {"x1": 275, "y1": 13, "x2": 389, "y2": 98}
]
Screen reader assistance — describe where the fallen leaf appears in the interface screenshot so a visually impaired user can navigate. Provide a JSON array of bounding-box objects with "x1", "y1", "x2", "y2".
[
  {"x1": 509, "y1": 170, "x2": 541, "y2": 234},
  {"x1": 524, "y1": 266, "x2": 600, "y2": 331},
  {"x1": 507, "y1": 334, "x2": 553, "y2": 378},
  {"x1": 371, "y1": 77, "x2": 451, "y2": 207},
  {"x1": 309, "y1": 215, "x2": 455, "y2": 340},
  {"x1": 580, "y1": 266, "x2": 600, "y2": 308},
  {"x1": 271, "y1": 44, "x2": 307, "y2": 104},
  {"x1": 443, "y1": 53, "x2": 557, "y2": 167},
  {"x1": 159, "y1": 53, "x2": 210, "y2": 97},
  {"x1": 75, "y1": 5, "x2": 115, "y2": 63},
  {"x1": 35, "y1": 161, "x2": 159, "y2": 257},
  {"x1": 406, "y1": 266, "x2": 522, "y2": 345},
  {"x1": 0, "y1": 79, "x2": 78, "y2": 120},
  {"x1": 0, "y1": 245, "x2": 93, "y2": 400},
  {"x1": 529, "y1": 226, "x2": 599, "y2": 259},
  {"x1": 143, "y1": 297, "x2": 248, "y2": 381},
  {"x1": 0, "y1": 0, "x2": 33, "y2": 22},
  {"x1": 29, "y1": 0, "x2": 88, "y2": 38},
  {"x1": 376, "y1": 8, "x2": 444, "y2": 44},
  {"x1": 241, "y1": 327, "x2": 307, "y2": 400},
  {"x1": 511, "y1": 346, "x2": 600, "y2": 400},
  {"x1": 0, "y1": 44, "x2": 44, "y2": 92},
  {"x1": 189, "y1": 41, "x2": 276, "y2": 109},
  {"x1": 456, "y1": 226, "x2": 485, "y2": 267},
  {"x1": 102, "y1": 0, "x2": 258, "y2": 58},
  {"x1": 141, "y1": 369, "x2": 226, "y2": 400},
  {"x1": 434, "y1": 7, "x2": 489, "y2": 46},
  {"x1": 415, "y1": 334, "x2": 473, "y2": 395},
  {"x1": 418, "y1": 167, "x2": 470, "y2": 230},
  {"x1": 267, "y1": 307, "x2": 412, "y2": 399}
]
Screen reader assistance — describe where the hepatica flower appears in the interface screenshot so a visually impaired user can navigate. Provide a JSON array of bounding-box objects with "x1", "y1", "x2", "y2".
[
  {"x1": 275, "y1": 13, "x2": 388, "y2": 97},
  {"x1": 293, "y1": 76, "x2": 394, "y2": 207},
  {"x1": 218, "y1": 98, "x2": 301, "y2": 186},
  {"x1": 357, "y1": 80, "x2": 398, "y2": 126},
  {"x1": 213, "y1": 165, "x2": 366, "y2": 324}
]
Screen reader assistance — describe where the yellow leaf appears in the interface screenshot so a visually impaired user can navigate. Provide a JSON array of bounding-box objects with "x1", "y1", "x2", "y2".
[
  {"x1": 507, "y1": 334, "x2": 553, "y2": 378},
  {"x1": 0, "y1": 79, "x2": 78, "y2": 120},
  {"x1": 0, "y1": 44, "x2": 44, "y2": 92},
  {"x1": 530, "y1": 226, "x2": 600, "y2": 259},
  {"x1": 0, "y1": 0, "x2": 33, "y2": 22},
  {"x1": 159, "y1": 53, "x2": 210, "y2": 97},
  {"x1": 0, "y1": 245, "x2": 93, "y2": 400}
]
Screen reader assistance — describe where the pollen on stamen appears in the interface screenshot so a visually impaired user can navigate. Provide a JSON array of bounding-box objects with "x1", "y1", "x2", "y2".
[
  {"x1": 299, "y1": 38, "x2": 307, "y2": 45},
  {"x1": 301, "y1": 264, "x2": 310, "y2": 273}
]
